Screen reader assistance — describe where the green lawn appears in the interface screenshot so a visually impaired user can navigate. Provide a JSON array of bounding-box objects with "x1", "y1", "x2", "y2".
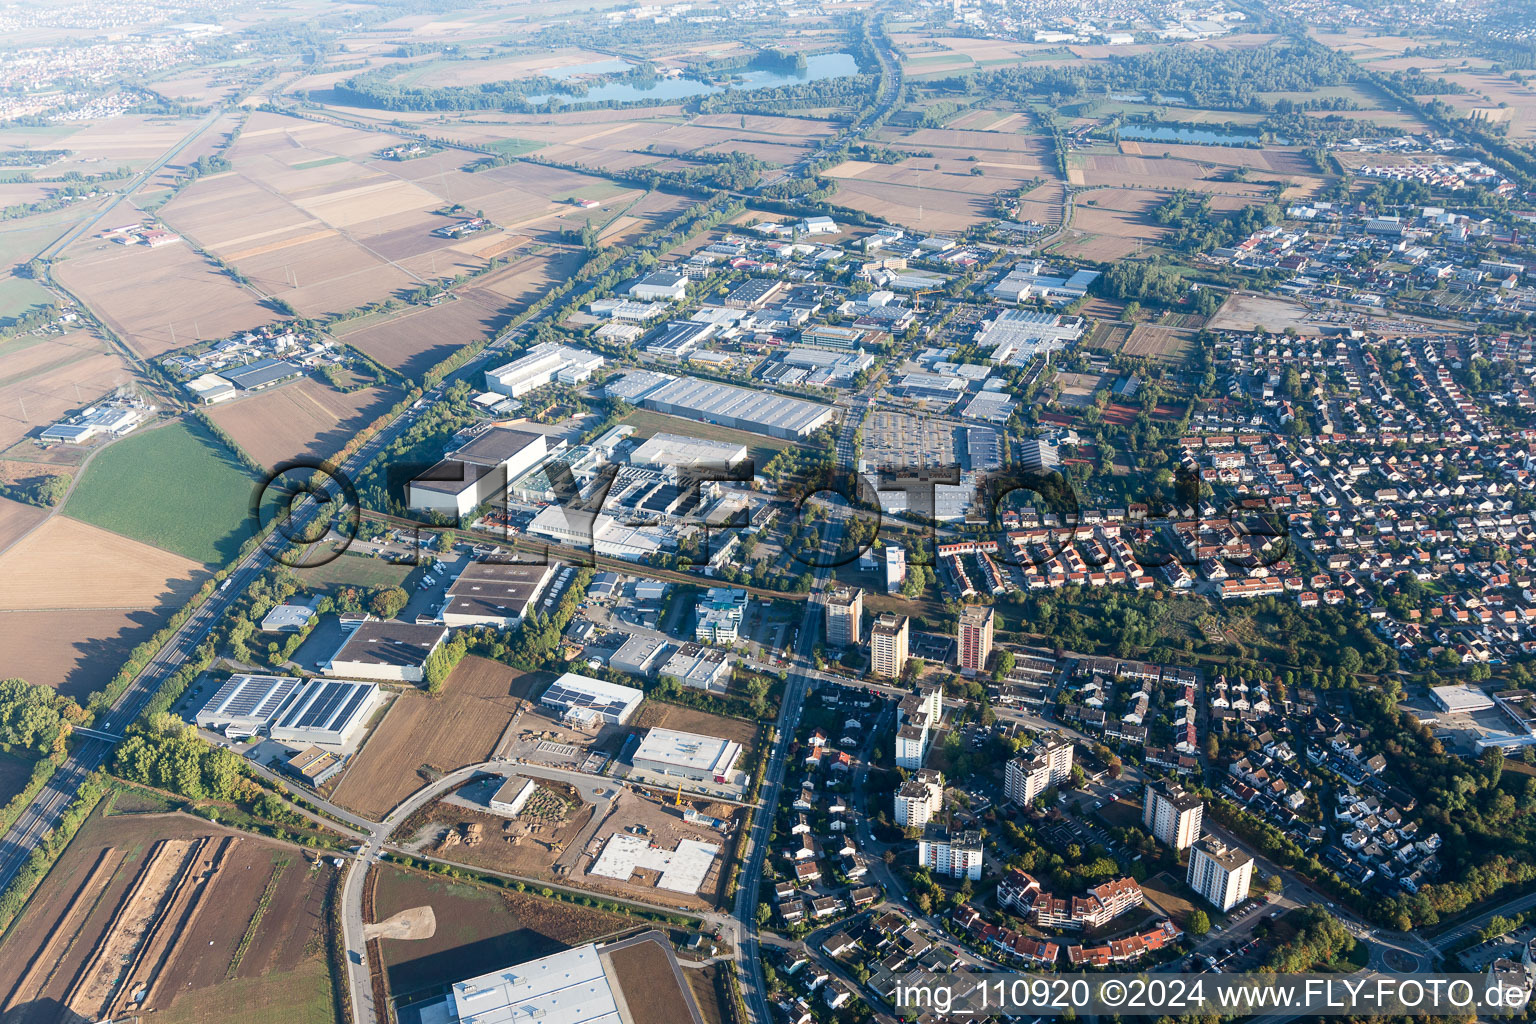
[
  {"x1": 294, "y1": 549, "x2": 412, "y2": 591},
  {"x1": 64, "y1": 418, "x2": 259, "y2": 565}
]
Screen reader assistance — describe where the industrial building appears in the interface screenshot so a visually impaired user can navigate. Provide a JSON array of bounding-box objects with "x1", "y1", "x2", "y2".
[
  {"x1": 39, "y1": 402, "x2": 146, "y2": 444},
  {"x1": 221, "y1": 357, "x2": 303, "y2": 391},
  {"x1": 659, "y1": 643, "x2": 731, "y2": 692},
  {"x1": 629, "y1": 269, "x2": 688, "y2": 301},
  {"x1": 605, "y1": 371, "x2": 835, "y2": 441},
  {"x1": 484, "y1": 342, "x2": 604, "y2": 397},
  {"x1": 408, "y1": 427, "x2": 549, "y2": 517},
  {"x1": 269, "y1": 678, "x2": 381, "y2": 748},
  {"x1": 627, "y1": 432, "x2": 748, "y2": 470},
  {"x1": 630, "y1": 727, "x2": 743, "y2": 784},
  {"x1": 1430, "y1": 683, "x2": 1495, "y2": 714},
  {"x1": 195, "y1": 674, "x2": 304, "y2": 736},
  {"x1": 446, "y1": 944, "x2": 620, "y2": 1024},
  {"x1": 540, "y1": 672, "x2": 643, "y2": 726},
  {"x1": 325, "y1": 621, "x2": 447, "y2": 684},
  {"x1": 196, "y1": 674, "x2": 379, "y2": 749},
  {"x1": 489, "y1": 777, "x2": 539, "y2": 816},
  {"x1": 526, "y1": 505, "x2": 666, "y2": 561},
  {"x1": 439, "y1": 561, "x2": 557, "y2": 628}
]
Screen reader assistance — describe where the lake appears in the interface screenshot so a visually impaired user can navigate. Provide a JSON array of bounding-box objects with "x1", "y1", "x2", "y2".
[
  {"x1": 523, "y1": 51, "x2": 860, "y2": 106},
  {"x1": 1118, "y1": 124, "x2": 1287, "y2": 146}
]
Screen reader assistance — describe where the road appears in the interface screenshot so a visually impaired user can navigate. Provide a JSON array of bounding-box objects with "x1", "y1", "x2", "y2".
[{"x1": 0, "y1": 383, "x2": 440, "y2": 898}]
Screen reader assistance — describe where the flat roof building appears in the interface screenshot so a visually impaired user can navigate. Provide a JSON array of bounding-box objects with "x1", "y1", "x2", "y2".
[
  {"x1": 958, "y1": 605, "x2": 993, "y2": 676},
  {"x1": 325, "y1": 621, "x2": 447, "y2": 684},
  {"x1": 195, "y1": 674, "x2": 303, "y2": 736},
  {"x1": 269, "y1": 678, "x2": 381, "y2": 748},
  {"x1": 447, "y1": 943, "x2": 619, "y2": 1024},
  {"x1": 222, "y1": 357, "x2": 302, "y2": 391},
  {"x1": 870, "y1": 613, "x2": 909, "y2": 679},
  {"x1": 1143, "y1": 780, "x2": 1204, "y2": 850},
  {"x1": 628, "y1": 432, "x2": 748, "y2": 469},
  {"x1": 540, "y1": 672, "x2": 643, "y2": 726},
  {"x1": 484, "y1": 342, "x2": 603, "y2": 398},
  {"x1": 1430, "y1": 683, "x2": 1495, "y2": 714},
  {"x1": 439, "y1": 561, "x2": 557, "y2": 629},
  {"x1": 823, "y1": 586, "x2": 863, "y2": 648},
  {"x1": 631, "y1": 727, "x2": 743, "y2": 784},
  {"x1": 409, "y1": 428, "x2": 549, "y2": 518},
  {"x1": 659, "y1": 642, "x2": 731, "y2": 693},
  {"x1": 1187, "y1": 837, "x2": 1254, "y2": 912},
  {"x1": 605, "y1": 371, "x2": 835, "y2": 441}
]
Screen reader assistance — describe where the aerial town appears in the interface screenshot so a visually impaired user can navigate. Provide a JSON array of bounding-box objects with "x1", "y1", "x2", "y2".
[{"x1": 0, "y1": 0, "x2": 1535, "y2": 1021}]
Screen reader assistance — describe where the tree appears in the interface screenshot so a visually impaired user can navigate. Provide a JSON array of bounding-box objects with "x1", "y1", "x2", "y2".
[
  {"x1": 1188, "y1": 909, "x2": 1210, "y2": 935},
  {"x1": 370, "y1": 586, "x2": 409, "y2": 619}
]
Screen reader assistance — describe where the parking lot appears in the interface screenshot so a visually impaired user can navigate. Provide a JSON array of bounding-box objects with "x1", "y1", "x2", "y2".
[{"x1": 862, "y1": 410, "x2": 960, "y2": 471}]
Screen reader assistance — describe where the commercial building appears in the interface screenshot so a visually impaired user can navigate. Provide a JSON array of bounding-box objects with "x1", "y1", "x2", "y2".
[
  {"x1": 196, "y1": 674, "x2": 379, "y2": 749},
  {"x1": 958, "y1": 605, "x2": 994, "y2": 676},
  {"x1": 1187, "y1": 838, "x2": 1254, "y2": 911},
  {"x1": 629, "y1": 269, "x2": 688, "y2": 301},
  {"x1": 280, "y1": 745, "x2": 344, "y2": 786},
  {"x1": 439, "y1": 561, "x2": 557, "y2": 629},
  {"x1": 1143, "y1": 781, "x2": 1204, "y2": 850},
  {"x1": 39, "y1": 402, "x2": 146, "y2": 444},
  {"x1": 409, "y1": 427, "x2": 549, "y2": 517},
  {"x1": 605, "y1": 371, "x2": 835, "y2": 441},
  {"x1": 885, "y1": 545, "x2": 907, "y2": 594},
  {"x1": 269, "y1": 679, "x2": 382, "y2": 748},
  {"x1": 628, "y1": 432, "x2": 748, "y2": 470},
  {"x1": 540, "y1": 672, "x2": 643, "y2": 726},
  {"x1": 484, "y1": 342, "x2": 604, "y2": 397},
  {"x1": 823, "y1": 586, "x2": 863, "y2": 647},
  {"x1": 1430, "y1": 684, "x2": 1495, "y2": 714},
  {"x1": 610, "y1": 633, "x2": 670, "y2": 678},
  {"x1": 489, "y1": 777, "x2": 538, "y2": 816},
  {"x1": 870, "y1": 613, "x2": 909, "y2": 679},
  {"x1": 659, "y1": 643, "x2": 731, "y2": 692},
  {"x1": 631, "y1": 727, "x2": 743, "y2": 784},
  {"x1": 895, "y1": 769, "x2": 944, "y2": 829},
  {"x1": 695, "y1": 587, "x2": 748, "y2": 644},
  {"x1": 917, "y1": 826, "x2": 983, "y2": 880},
  {"x1": 325, "y1": 622, "x2": 448, "y2": 684},
  {"x1": 1004, "y1": 734, "x2": 1075, "y2": 805},
  {"x1": 1016, "y1": 438, "x2": 1061, "y2": 474}
]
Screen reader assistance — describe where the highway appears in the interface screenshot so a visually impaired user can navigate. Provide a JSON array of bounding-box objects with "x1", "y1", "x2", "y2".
[{"x1": 0, "y1": 383, "x2": 437, "y2": 897}]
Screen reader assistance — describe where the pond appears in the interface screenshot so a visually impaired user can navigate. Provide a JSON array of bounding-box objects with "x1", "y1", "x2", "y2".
[
  {"x1": 1118, "y1": 124, "x2": 1287, "y2": 146},
  {"x1": 523, "y1": 51, "x2": 860, "y2": 106}
]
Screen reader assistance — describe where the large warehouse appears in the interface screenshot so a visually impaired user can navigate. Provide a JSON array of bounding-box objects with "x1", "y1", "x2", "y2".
[
  {"x1": 325, "y1": 621, "x2": 447, "y2": 683},
  {"x1": 631, "y1": 727, "x2": 742, "y2": 784},
  {"x1": 195, "y1": 674, "x2": 379, "y2": 748},
  {"x1": 605, "y1": 371, "x2": 835, "y2": 441},
  {"x1": 195, "y1": 674, "x2": 303, "y2": 736},
  {"x1": 269, "y1": 678, "x2": 381, "y2": 748},
  {"x1": 438, "y1": 561, "x2": 558, "y2": 628},
  {"x1": 540, "y1": 672, "x2": 643, "y2": 726}
]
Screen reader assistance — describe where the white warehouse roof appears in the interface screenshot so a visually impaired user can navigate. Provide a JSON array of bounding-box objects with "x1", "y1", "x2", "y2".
[{"x1": 448, "y1": 943, "x2": 619, "y2": 1024}]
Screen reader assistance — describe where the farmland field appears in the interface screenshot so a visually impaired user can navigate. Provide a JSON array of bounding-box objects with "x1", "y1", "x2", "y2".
[
  {"x1": 53, "y1": 240, "x2": 277, "y2": 360},
  {"x1": 63, "y1": 419, "x2": 258, "y2": 565},
  {"x1": 0, "y1": 607, "x2": 178, "y2": 698},
  {"x1": 370, "y1": 864, "x2": 630, "y2": 997},
  {"x1": 0, "y1": 495, "x2": 45, "y2": 555},
  {"x1": 332, "y1": 656, "x2": 551, "y2": 818},
  {"x1": 204, "y1": 378, "x2": 403, "y2": 468},
  {"x1": 0, "y1": 329, "x2": 135, "y2": 452},
  {"x1": 0, "y1": 515, "x2": 203, "y2": 610},
  {"x1": 0, "y1": 807, "x2": 341, "y2": 1024},
  {"x1": 338, "y1": 292, "x2": 513, "y2": 379}
]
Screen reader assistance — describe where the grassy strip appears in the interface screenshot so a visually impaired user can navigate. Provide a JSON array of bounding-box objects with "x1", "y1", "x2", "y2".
[
  {"x1": 227, "y1": 856, "x2": 289, "y2": 978},
  {"x1": 0, "y1": 772, "x2": 109, "y2": 939}
]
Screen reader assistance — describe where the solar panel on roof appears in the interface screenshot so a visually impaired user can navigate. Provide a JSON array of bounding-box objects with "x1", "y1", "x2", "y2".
[{"x1": 332, "y1": 685, "x2": 370, "y2": 731}]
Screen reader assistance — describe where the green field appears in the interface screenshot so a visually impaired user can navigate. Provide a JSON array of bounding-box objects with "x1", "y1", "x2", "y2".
[
  {"x1": 294, "y1": 549, "x2": 412, "y2": 590},
  {"x1": 151, "y1": 957, "x2": 335, "y2": 1024},
  {"x1": 64, "y1": 418, "x2": 259, "y2": 564},
  {"x1": 293, "y1": 155, "x2": 347, "y2": 170},
  {"x1": 484, "y1": 138, "x2": 544, "y2": 156}
]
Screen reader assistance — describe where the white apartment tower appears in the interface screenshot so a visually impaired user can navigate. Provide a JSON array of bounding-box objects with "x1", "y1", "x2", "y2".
[
  {"x1": 1004, "y1": 733, "x2": 1075, "y2": 805},
  {"x1": 1187, "y1": 837, "x2": 1254, "y2": 912},
  {"x1": 1143, "y1": 781, "x2": 1204, "y2": 851}
]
